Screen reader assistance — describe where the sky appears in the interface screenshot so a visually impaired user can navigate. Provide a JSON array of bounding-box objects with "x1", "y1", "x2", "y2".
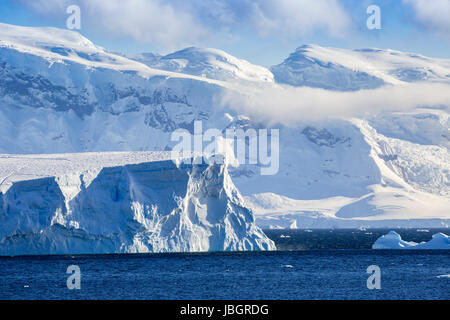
[{"x1": 0, "y1": 0, "x2": 449, "y2": 66}]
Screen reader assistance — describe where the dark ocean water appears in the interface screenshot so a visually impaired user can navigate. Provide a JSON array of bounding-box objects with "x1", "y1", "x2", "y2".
[
  {"x1": 264, "y1": 228, "x2": 450, "y2": 250},
  {"x1": 0, "y1": 229, "x2": 448, "y2": 300}
]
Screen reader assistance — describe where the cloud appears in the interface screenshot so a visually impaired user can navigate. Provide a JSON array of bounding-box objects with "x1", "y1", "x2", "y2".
[
  {"x1": 18, "y1": 0, "x2": 207, "y2": 49},
  {"x1": 88, "y1": 0, "x2": 207, "y2": 49},
  {"x1": 248, "y1": 0, "x2": 351, "y2": 38},
  {"x1": 18, "y1": 0, "x2": 352, "y2": 48},
  {"x1": 403, "y1": 0, "x2": 450, "y2": 35},
  {"x1": 220, "y1": 82, "x2": 450, "y2": 125}
]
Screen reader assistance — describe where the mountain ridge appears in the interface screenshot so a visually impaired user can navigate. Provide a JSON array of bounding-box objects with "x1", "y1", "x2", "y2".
[{"x1": 0, "y1": 22, "x2": 448, "y2": 229}]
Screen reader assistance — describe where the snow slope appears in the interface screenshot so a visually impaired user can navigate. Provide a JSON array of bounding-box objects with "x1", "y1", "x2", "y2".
[
  {"x1": 0, "y1": 23, "x2": 448, "y2": 230},
  {"x1": 0, "y1": 152, "x2": 275, "y2": 255},
  {"x1": 241, "y1": 115, "x2": 449, "y2": 229},
  {"x1": 372, "y1": 231, "x2": 449, "y2": 249}
]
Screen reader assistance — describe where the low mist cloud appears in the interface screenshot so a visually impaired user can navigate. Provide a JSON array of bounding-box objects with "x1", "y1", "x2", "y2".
[{"x1": 220, "y1": 82, "x2": 450, "y2": 125}]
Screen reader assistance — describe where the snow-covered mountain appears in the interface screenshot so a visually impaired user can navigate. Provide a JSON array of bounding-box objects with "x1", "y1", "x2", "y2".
[
  {"x1": 0, "y1": 152, "x2": 275, "y2": 255},
  {"x1": 271, "y1": 44, "x2": 450, "y2": 90},
  {"x1": 0, "y1": 23, "x2": 231, "y2": 154},
  {"x1": 130, "y1": 47, "x2": 274, "y2": 83},
  {"x1": 0, "y1": 23, "x2": 449, "y2": 232}
]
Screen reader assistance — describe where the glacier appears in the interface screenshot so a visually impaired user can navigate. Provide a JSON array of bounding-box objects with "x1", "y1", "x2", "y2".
[
  {"x1": 0, "y1": 152, "x2": 276, "y2": 255},
  {"x1": 372, "y1": 231, "x2": 449, "y2": 249},
  {"x1": 0, "y1": 22, "x2": 449, "y2": 231}
]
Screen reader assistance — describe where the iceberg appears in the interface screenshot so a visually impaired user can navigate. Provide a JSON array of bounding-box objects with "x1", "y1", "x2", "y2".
[
  {"x1": 372, "y1": 231, "x2": 449, "y2": 249},
  {"x1": 0, "y1": 152, "x2": 276, "y2": 255}
]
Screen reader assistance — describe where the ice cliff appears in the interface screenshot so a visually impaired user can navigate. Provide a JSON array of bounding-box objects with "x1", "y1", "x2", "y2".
[{"x1": 0, "y1": 152, "x2": 276, "y2": 255}]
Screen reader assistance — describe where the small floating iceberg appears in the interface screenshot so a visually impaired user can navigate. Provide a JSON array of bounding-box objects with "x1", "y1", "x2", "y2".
[{"x1": 372, "y1": 231, "x2": 449, "y2": 249}]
